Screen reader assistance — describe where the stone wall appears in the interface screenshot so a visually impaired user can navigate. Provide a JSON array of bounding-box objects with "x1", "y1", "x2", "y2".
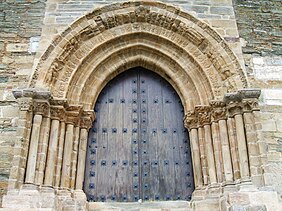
[
  {"x1": 0, "y1": 0, "x2": 47, "y2": 205},
  {"x1": 233, "y1": 0, "x2": 282, "y2": 202}
]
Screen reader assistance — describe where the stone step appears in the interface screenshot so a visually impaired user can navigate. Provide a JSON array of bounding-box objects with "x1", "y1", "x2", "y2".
[{"x1": 88, "y1": 201, "x2": 192, "y2": 211}]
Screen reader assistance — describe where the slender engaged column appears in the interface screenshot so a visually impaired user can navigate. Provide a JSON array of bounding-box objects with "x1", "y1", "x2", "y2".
[
  {"x1": 204, "y1": 124, "x2": 217, "y2": 184},
  {"x1": 219, "y1": 119, "x2": 233, "y2": 183},
  {"x1": 198, "y1": 127, "x2": 208, "y2": 185},
  {"x1": 61, "y1": 123, "x2": 74, "y2": 188},
  {"x1": 242, "y1": 98, "x2": 263, "y2": 185},
  {"x1": 44, "y1": 118, "x2": 60, "y2": 186},
  {"x1": 227, "y1": 101, "x2": 250, "y2": 181},
  {"x1": 211, "y1": 122, "x2": 224, "y2": 183},
  {"x1": 70, "y1": 126, "x2": 80, "y2": 189},
  {"x1": 189, "y1": 128, "x2": 203, "y2": 188},
  {"x1": 227, "y1": 117, "x2": 240, "y2": 180},
  {"x1": 184, "y1": 111, "x2": 203, "y2": 188},
  {"x1": 234, "y1": 113, "x2": 250, "y2": 180},
  {"x1": 25, "y1": 114, "x2": 43, "y2": 183},
  {"x1": 76, "y1": 128, "x2": 89, "y2": 189},
  {"x1": 54, "y1": 121, "x2": 66, "y2": 187},
  {"x1": 9, "y1": 96, "x2": 34, "y2": 189},
  {"x1": 61, "y1": 106, "x2": 82, "y2": 188},
  {"x1": 35, "y1": 116, "x2": 51, "y2": 184}
]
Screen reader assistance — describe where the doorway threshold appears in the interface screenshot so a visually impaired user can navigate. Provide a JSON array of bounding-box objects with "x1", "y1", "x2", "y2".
[{"x1": 88, "y1": 201, "x2": 192, "y2": 211}]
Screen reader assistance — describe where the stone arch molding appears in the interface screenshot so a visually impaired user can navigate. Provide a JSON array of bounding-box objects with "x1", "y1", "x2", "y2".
[{"x1": 31, "y1": 0, "x2": 248, "y2": 111}]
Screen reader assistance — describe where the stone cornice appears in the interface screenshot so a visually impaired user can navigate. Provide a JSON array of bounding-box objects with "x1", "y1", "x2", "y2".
[{"x1": 13, "y1": 89, "x2": 51, "y2": 100}]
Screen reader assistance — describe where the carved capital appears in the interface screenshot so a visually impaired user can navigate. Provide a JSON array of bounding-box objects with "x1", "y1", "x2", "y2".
[
  {"x1": 80, "y1": 110, "x2": 95, "y2": 129},
  {"x1": 195, "y1": 105, "x2": 211, "y2": 126},
  {"x1": 210, "y1": 100, "x2": 227, "y2": 122},
  {"x1": 65, "y1": 105, "x2": 83, "y2": 125},
  {"x1": 50, "y1": 106, "x2": 65, "y2": 120},
  {"x1": 226, "y1": 101, "x2": 243, "y2": 117},
  {"x1": 242, "y1": 99, "x2": 260, "y2": 112},
  {"x1": 184, "y1": 110, "x2": 198, "y2": 130},
  {"x1": 34, "y1": 101, "x2": 50, "y2": 117},
  {"x1": 18, "y1": 98, "x2": 33, "y2": 111}
]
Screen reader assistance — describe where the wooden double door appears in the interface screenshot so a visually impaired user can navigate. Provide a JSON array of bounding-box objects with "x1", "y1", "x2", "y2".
[{"x1": 84, "y1": 67, "x2": 194, "y2": 202}]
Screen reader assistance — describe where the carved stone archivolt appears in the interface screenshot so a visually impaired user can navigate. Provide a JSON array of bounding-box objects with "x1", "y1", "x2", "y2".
[{"x1": 30, "y1": 1, "x2": 247, "y2": 112}]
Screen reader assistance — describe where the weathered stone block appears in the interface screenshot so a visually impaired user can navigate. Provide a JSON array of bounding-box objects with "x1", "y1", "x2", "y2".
[
  {"x1": 229, "y1": 193, "x2": 250, "y2": 206},
  {"x1": 210, "y1": 6, "x2": 234, "y2": 15},
  {"x1": 6, "y1": 43, "x2": 29, "y2": 52}
]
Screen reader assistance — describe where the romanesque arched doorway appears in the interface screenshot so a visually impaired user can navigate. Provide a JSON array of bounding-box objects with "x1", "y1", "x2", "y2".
[{"x1": 84, "y1": 67, "x2": 194, "y2": 202}]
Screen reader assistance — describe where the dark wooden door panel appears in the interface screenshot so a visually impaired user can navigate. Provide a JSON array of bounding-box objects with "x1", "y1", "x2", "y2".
[{"x1": 84, "y1": 67, "x2": 194, "y2": 202}]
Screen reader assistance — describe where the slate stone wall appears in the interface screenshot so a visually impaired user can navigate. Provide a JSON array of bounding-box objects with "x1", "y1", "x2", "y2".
[{"x1": 0, "y1": 0, "x2": 47, "y2": 205}]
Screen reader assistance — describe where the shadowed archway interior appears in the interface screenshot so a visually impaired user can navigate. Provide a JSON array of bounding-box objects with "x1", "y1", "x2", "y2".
[{"x1": 84, "y1": 67, "x2": 194, "y2": 202}]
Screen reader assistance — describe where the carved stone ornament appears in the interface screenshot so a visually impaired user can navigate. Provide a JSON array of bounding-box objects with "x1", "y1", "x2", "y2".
[
  {"x1": 65, "y1": 105, "x2": 83, "y2": 125},
  {"x1": 18, "y1": 98, "x2": 33, "y2": 111},
  {"x1": 80, "y1": 110, "x2": 95, "y2": 129},
  {"x1": 50, "y1": 106, "x2": 65, "y2": 120},
  {"x1": 34, "y1": 101, "x2": 50, "y2": 116},
  {"x1": 242, "y1": 99, "x2": 260, "y2": 112},
  {"x1": 45, "y1": 59, "x2": 64, "y2": 85},
  {"x1": 210, "y1": 100, "x2": 227, "y2": 122},
  {"x1": 226, "y1": 101, "x2": 243, "y2": 117},
  {"x1": 195, "y1": 105, "x2": 211, "y2": 126},
  {"x1": 184, "y1": 110, "x2": 198, "y2": 130}
]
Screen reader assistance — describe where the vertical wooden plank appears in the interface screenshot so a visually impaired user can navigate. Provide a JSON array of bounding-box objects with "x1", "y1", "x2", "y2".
[
  {"x1": 95, "y1": 87, "x2": 109, "y2": 201},
  {"x1": 145, "y1": 71, "x2": 161, "y2": 201},
  {"x1": 83, "y1": 67, "x2": 195, "y2": 202}
]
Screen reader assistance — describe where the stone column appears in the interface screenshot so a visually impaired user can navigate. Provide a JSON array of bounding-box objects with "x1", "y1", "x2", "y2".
[
  {"x1": 25, "y1": 101, "x2": 49, "y2": 183},
  {"x1": 218, "y1": 119, "x2": 234, "y2": 183},
  {"x1": 196, "y1": 106, "x2": 217, "y2": 185},
  {"x1": 210, "y1": 121, "x2": 223, "y2": 183},
  {"x1": 61, "y1": 105, "x2": 82, "y2": 188},
  {"x1": 76, "y1": 111, "x2": 95, "y2": 190},
  {"x1": 70, "y1": 126, "x2": 80, "y2": 189},
  {"x1": 44, "y1": 106, "x2": 64, "y2": 186},
  {"x1": 35, "y1": 105, "x2": 51, "y2": 185},
  {"x1": 198, "y1": 126, "x2": 208, "y2": 185},
  {"x1": 54, "y1": 121, "x2": 66, "y2": 187},
  {"x1": 10, "y1": 89, "x2": 50, "y2": 189},
  {"x1": 226, "y1": 98, "x2": 250, "y2": 181},
  {"x1": 227, "y1": 117, "x2": 241, "y2": 180},
  {"x1": 241, "y1": 94, "x2": 263, "y2": 185},
  {"x1": 26, "y1": 114, "x2": 43, "y2": 183},
  {"x1": 184, "y1": 111, "x2": 203, "y2": 189},
  {"x1": 210, "y1": 100, "x2": 233, "y2": 184},
  {"x1": 61, "y1": 123, "x2": 74, "y2": 188}
]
